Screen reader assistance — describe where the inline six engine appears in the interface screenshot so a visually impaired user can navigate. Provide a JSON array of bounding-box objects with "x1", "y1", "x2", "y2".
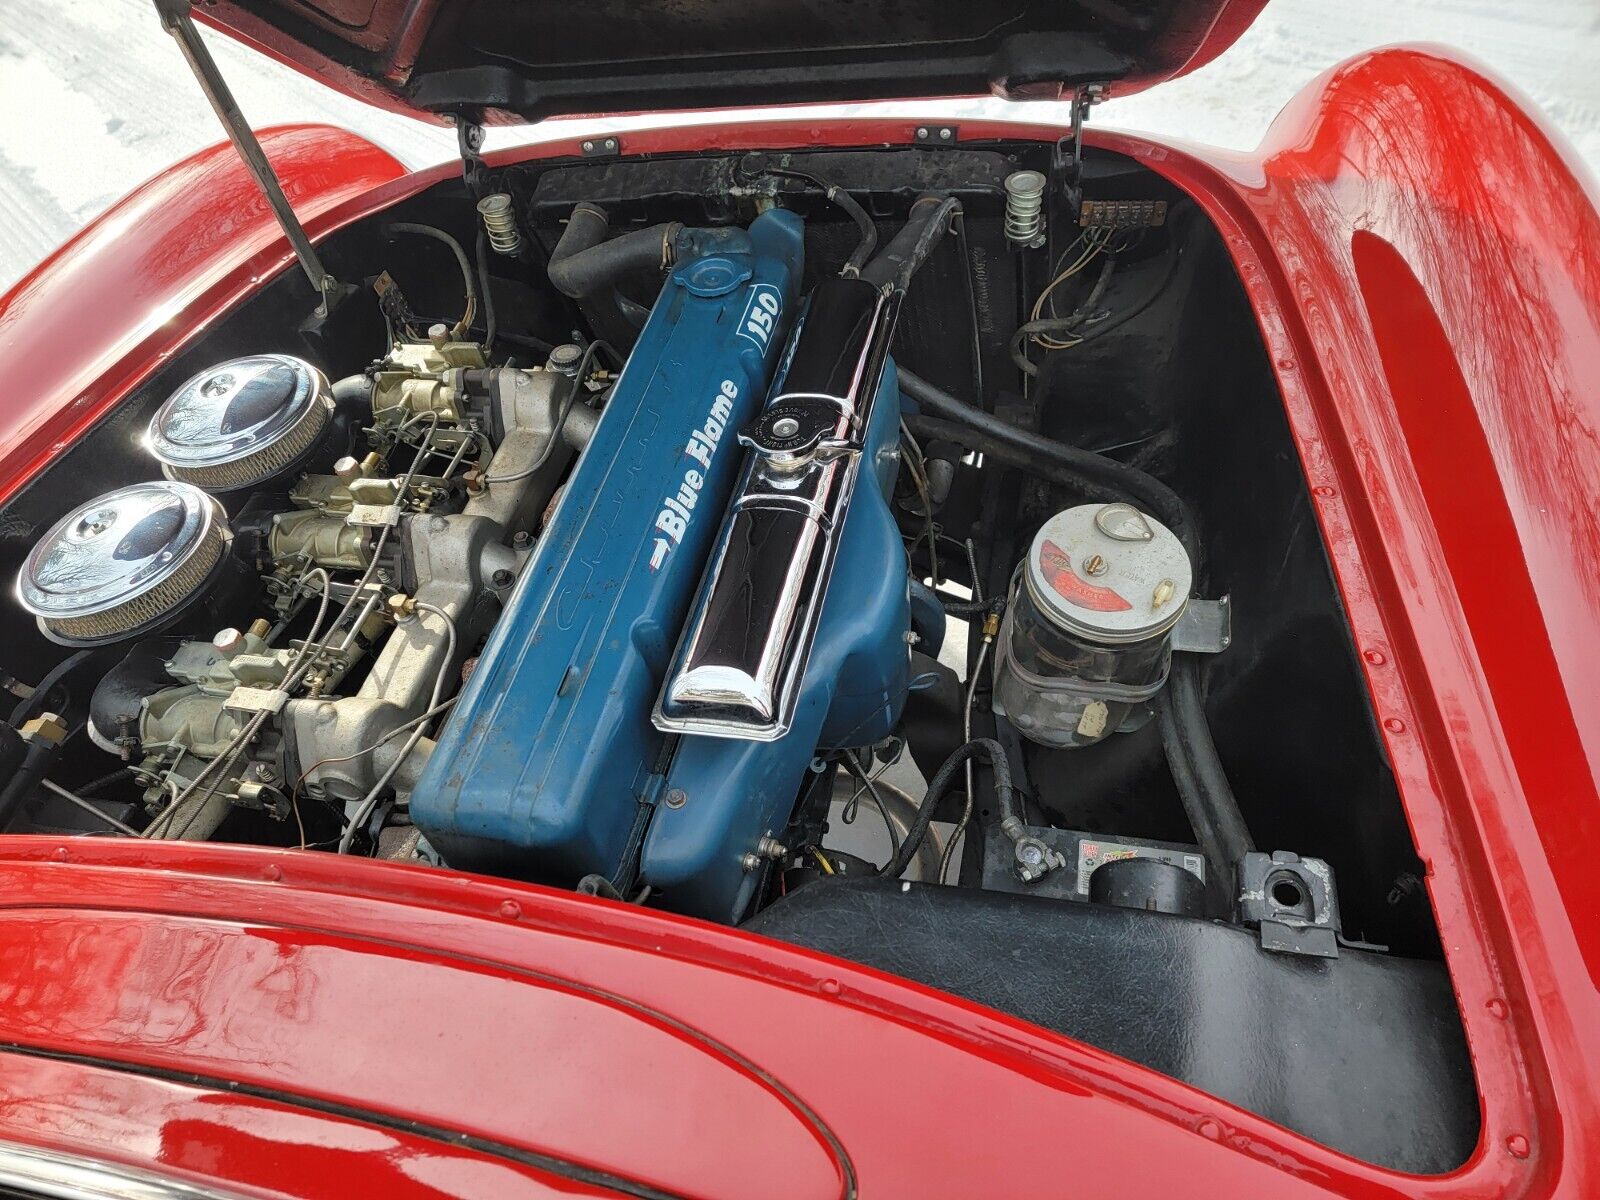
[{"x1": 11, "y1": 200, "x2": 944, "y2": 919}]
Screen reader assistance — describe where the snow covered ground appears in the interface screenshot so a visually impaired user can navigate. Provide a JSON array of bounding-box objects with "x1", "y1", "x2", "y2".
[{"x1": 0, "y1": 0, "x2": 1597, "y2": 294}]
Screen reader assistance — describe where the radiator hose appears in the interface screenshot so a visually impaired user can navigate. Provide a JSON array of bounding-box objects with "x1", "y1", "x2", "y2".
[
  {"x1": 898, "y1": 366, "x2": 1254, "y2": 915},
  {"x1": 547, "y1": 202, "x2": 684, "y2": 301}
]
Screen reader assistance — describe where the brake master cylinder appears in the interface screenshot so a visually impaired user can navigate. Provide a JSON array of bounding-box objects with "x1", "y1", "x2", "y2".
[{"x1": 994, "y1": 502, "x2": 1192, "y2": 748}]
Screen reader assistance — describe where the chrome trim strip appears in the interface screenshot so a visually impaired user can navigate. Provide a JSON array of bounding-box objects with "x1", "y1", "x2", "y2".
[{"x1": 0, "y1": 1142, "x2": 243, "y2": 1200}]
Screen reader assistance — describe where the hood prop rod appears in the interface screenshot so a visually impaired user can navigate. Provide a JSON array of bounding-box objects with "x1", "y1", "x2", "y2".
[{"x1": 154, "y1": 0, "x2": 342, "y2": 316}]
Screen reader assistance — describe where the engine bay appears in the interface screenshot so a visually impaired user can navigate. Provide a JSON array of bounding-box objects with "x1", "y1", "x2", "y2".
[{"x1": 0, "y1": 137, "x2": 1480, "y2": 1171}]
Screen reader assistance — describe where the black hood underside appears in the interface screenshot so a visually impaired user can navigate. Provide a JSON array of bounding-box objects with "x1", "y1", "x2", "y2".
[{"x1": 198, "y1": 0, "x2": 1267, "y2": 124}]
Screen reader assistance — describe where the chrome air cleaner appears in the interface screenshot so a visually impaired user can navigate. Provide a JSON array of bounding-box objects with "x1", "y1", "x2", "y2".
[
  {"x1": 17, "y1": 481, "x2": 231, "y2": 645},
  {"x1": 148, "y1": 354, "x2": 333, "y2": 490}
]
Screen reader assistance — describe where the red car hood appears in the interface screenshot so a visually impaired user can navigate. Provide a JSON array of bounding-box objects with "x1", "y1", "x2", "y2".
[{"x1": 193, "y1": 0, "x2": 1268, "y2": 125}]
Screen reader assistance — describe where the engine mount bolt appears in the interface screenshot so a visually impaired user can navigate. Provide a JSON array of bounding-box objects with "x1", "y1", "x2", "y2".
[{"x1": 212, "y1": 627, "x2": 245, "y2": 657}]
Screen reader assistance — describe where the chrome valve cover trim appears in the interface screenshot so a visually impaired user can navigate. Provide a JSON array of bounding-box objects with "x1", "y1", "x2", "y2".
[{"x1": 655, "y1": 276, "x2": 895, "y2": 741}]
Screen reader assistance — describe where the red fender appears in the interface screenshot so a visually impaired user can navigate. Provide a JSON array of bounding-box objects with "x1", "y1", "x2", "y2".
[
  {"x1": 0, "y1": 124, "x2": 405, "y2": 506},
  {"x1": 1095, "y1": 43, "x2": 1600, "y2": 1197}
]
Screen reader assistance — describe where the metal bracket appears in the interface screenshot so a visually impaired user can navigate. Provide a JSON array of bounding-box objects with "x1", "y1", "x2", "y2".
[
  {"x1": 914, "y1": 125, "x2": 959, "y2": 147},
  {"x1": 1170, "y1": 596, "x2": 1232, "y2": 654},
  {"x1": 347, "y1": 503, "x2": 403, "y2": 529},
  {"x1": 580, "y1": 135, "x2": 621, "y2": 158},
  {"x1": 224, "y1": 686, "x2": 290, "y2": 717},
  {"x1": 1051, "y1": 84, "x2": 1105, "y2": 210},
  {"x1": 456, "y1": 116, "x2": 487, "y2": 196},
  {"x1": 154, "y1": 0, "x2": 341, "y2": 316},
  {"x1": 1238, "y1": 850, "x2": 1343, "y2": 958}
]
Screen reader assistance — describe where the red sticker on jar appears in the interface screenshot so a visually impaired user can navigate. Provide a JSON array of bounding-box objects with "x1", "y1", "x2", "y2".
[{"x1": 1038, "y1": 539, "x2": 1132, "y2": 612}]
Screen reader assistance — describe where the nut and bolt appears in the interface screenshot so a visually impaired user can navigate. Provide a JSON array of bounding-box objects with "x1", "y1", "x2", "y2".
[
  {"x1": 20, "y1": 712, "x2": 68, "y2": 745},
  {"x1": 512, "y1": 530, "x2": 533, "y2": 550},
  {"x1": 740, "y1": 837, "x2": 791, "y2": 873},
  {"x1": 334, "y1": 455, "x2": 363, "y2": 482},
  {"x1": 386, "y1": 593, "x2": 417, "y2": 621},
  {"x1": 212, "y1": 627, "x2": 245, "y2": 657},
  {"x1": 664, "y1": 788, "x2": 687, "y2": 809},
  {"x1": 491, "y1": 568, "x2": 516, "y2": 589},
  {"x1": 428, "y1": 322, "x2": 450, "y2": 349}
]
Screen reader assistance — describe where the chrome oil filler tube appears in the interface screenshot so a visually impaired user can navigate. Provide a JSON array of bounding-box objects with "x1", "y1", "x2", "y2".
[{"x1": 655, "y1": 275, "x2": 896, "y2": 741}]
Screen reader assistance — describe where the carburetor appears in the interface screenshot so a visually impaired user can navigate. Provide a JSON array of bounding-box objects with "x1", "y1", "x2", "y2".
[{"x1": 41, "y1": 330, "x2": 599, "y2": 842}]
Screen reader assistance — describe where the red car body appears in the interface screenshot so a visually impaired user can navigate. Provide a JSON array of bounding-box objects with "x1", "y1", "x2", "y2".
[{"x1": 0, "y1": 17, "x2": 1596, "y2": 1200}]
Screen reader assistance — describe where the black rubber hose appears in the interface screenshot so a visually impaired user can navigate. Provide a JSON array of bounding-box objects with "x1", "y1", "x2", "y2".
[
  {"x1": 547, "y1": 202, "x2": 609, "y2": 271},
  {"x1": 897, "y1": 378, "x2": 1198, "y2": 560},
  {"x1": 881, "y1": 738, "x2": 1013, "y2": 880},
  {"x1": 753, "y1": 167, "x2": 877, "y2": 275},
  {"x1": 0, "y1": 737, "x2": 59, "y2": 831},
  {"x1": 831, "y1": 186, "x2": 877, "y2": 276},
  {"x1": 859, "y1": 195, "x2": 959, "y2": 291},
  {"x1": 547, "y1": 202, "x2": 682, "y2": 301},
  {"x1": 475, "y1": 229, "x2": 497, "y2": 353},
  {"x1": 1160, "y1": 656, "x2": 1255, "y2": 917},
  {"x1": 386, "y1": 222, "x2": 477, "y2": 339},
  {"x1": 8, "y1": 649, "x2": 104, "y2": 728},
  {"x1": 330, "y1": 373, "x2": 373, "y2": 410}
]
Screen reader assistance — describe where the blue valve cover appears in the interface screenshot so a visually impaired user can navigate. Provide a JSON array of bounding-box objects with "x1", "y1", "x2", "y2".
[
  {"x1": 411, "y1": 211, "x2": 806, "y2": 882},
  {"x1": 641, "y1": 359, "x2": 910, "y2": 921}
]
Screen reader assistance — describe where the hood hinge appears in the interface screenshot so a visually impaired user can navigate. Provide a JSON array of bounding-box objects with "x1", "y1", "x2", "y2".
[
  {"x1": 154, "y1": 0, "x2": 342, "y2": 316},
  {"x1": 1053, "y1": 84, "x2": 1107, "y2": 211},
  {"x1": 456, "y1": 116, "x2": 487, "y2": 197}
]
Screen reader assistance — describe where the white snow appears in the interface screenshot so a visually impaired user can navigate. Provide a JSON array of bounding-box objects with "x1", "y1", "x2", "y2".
[{"x1": 0, "y1": 0, "x2": 1597, "y2": 294}]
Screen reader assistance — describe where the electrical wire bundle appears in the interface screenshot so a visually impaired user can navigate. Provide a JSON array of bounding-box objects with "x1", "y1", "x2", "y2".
[{"x1": 1011, "y1": 220, "x2": 1178, "y2": 377}]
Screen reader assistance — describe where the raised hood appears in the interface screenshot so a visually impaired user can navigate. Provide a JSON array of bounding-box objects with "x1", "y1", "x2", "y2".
[{"x1": 196, "y1": 0, "x2": 1268, "y2": 125}]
